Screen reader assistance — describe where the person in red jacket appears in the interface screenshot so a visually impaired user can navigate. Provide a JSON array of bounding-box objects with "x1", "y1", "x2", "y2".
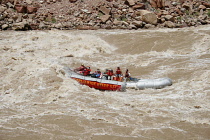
[
  {"x1": 107, "y1": 69, "x2": 114, "y2": 80},
  {"x1": 115, "y1": 67, "x2": 122, "y2": 77},
  {"x1": 74, "y1": 64, "x2": 86, "y2": 72},
  {"x1": 83, "y1": 66, "x2": 91, "y2": 76}
]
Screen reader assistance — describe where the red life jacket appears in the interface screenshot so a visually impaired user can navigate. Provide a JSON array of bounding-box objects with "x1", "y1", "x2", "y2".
[
  {"x1": 116, "y1": 69, "x2": 122, "y2": 75},
  {"x1": 107, "y1": 70, "x2": 113, "y2": 76},
  {"x1": 83, "y1": 68, "x2": 90, "y2": 76}
]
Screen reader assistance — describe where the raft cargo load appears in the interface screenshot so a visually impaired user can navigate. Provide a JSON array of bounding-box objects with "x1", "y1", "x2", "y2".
[{"x1": 64, "y1": 67, "x2": 172, "y2": 91}]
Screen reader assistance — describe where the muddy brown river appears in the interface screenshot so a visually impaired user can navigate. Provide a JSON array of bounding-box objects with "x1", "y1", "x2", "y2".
[{"x1": 1, "y1": 25, "x2": 210, "y2": 140}]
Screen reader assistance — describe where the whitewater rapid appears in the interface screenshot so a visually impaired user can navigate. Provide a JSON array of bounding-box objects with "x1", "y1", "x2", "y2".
[{"x1": 1, "y1": 25, "x2": 210, "y2": 140}]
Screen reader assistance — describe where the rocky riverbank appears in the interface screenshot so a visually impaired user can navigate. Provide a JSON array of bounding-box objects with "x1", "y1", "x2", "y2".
[{"x1": 0, "y1": 0, "x2": 210, "y2": 30}]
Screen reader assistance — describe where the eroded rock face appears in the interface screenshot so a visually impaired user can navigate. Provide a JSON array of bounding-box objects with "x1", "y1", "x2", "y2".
[{"x1": 0, "y1": 0, "x2": 209, "y2": 30}]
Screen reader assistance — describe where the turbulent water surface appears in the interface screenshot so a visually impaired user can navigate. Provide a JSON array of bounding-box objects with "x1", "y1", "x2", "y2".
[{"x1": 1, "y1": 25, "x2": 210, "y2": 140}]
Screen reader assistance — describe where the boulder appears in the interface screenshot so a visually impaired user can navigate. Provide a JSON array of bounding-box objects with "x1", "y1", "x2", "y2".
[
  {"x1": 132, "y1": 3, "x2": 145, "y2": 10},
  {"x1": 6, "y1": 2, "x2": 14, "y2": 8},
  {"x1": 54, "y1": 23, "x2": 63, "y2": 29},
  {"x1": 0, "y1": 14, "x2": 5, "y2": 20},
  {"x1": 164, "y1": 21, "x2": 175, "y2": 28},
  {"x1": 2, "y1": 24, "x2": 9, "y2": 30},
  {"x1": 113, "y1": 19, "x2": 123, "y2": 25},
  {"x1": 125, "y1": 0, "x2": 135, "y2": 6},
  {"x1": 15, "y1": 5, "x2": 27, "y2": 13},
  {"x1": 99, "y1": 6, "x2": 111, "y2": 15},
  {"x1": 27, "y1": 6, "x2": 37, "y2": 14},
  {"x1": 100, "y1": 14, "x2": 111, "y2": 23},
  {"x1": 198, "y1": 5, "x2": 206, "y2": 10},
  {"x1": 182, "y1": 3, "x2": 192, "y2": 11},
  {"x1": 140, "y1": 10, "x2": 157, "y2": 25},
  {"x1": 165, "y1": 15, "x2": 175, "y2": 22},
  {"x1": 144, "y1": 24, "x2": 155, "y2": 29},
  {"x1": 150, "y1": 0, "x2": 165, "y2": 9},
  {"x1": 0, "y1": 6, "x2": 7, "y2": 13},
  {"x1": 132, "y1": 20, "x2": 143, "y2": 28},
  {"x1": 12, "y1": 22, "x2": 26, "y2": 30},
  {"x1": 77, "y1": 25, "x2": 97, "y2": 30},
  {"x1": 201, "y1": 2, "x2": 210, "y2": 8}
]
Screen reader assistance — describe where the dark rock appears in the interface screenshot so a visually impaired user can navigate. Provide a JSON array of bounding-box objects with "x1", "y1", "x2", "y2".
[
  {"x1": 132, "y1": 3, "x2": 145, "y2": 10},
  {"x1": 125, "y1": 0, "x2": 135, "y2": 6},
  {"x1": 150, "y1": 0, "x2": 165, "y2": 9},
  {"x1": 182, "y1": 2, "x2": 192, "y2": 11},
  {"x1": 15, "y1": 5, "x2": 27, "y2": 13},
  {"x1": 69, "y1": 0, "x2": 77, "y2": 3},
  {"x1": 201, "y1": 2, "x2": 210, "y2": 8}
]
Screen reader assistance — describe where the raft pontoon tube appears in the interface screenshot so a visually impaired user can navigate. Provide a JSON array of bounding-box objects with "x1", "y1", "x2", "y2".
[{"x1": 126, "y1": 78, "x2": 172, "y2": 89}]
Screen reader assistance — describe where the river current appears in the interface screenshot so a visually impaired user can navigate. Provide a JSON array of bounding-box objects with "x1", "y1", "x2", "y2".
[{"x1": 1, "y1": 25, "x2": 210, "y2": 140}]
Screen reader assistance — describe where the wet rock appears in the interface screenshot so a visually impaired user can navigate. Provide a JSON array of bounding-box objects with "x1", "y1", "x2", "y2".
[
  {"x1": 64, "y1": 54, "x2": 74, "y2": 57},
  {"x1": 76, "y1": 25, "x2": 96, "y2": 30},
  {"x1": 194, "y1": 105, "x2": 201, "y2": 109},
  {"x1": 12, "y1": 22, "x2": 26, "y2": 30},
  {"x1": 2, "y1": 24, "x2": 9, "y2": 30},
  {"x1": 132, "y1": 20, "x2": 143, "y2": 28},
  {"x1": 144, "y1": 24, "x2": 155, "y2": 29},
  {"x1": 164, "y1": 21, "x2": 175, "y2": 28},
  {"x1": 140, "y1": 10, "x2": 157, "y2": 25}
]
